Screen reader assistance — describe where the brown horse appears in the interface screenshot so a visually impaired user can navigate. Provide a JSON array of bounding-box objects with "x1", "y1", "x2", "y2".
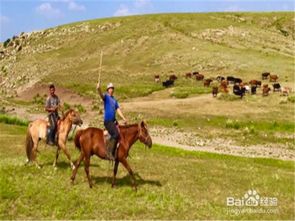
[
  {"x1": 25, "y1": 109, "x2": 83, "y2": 169},
  {"x1": 71, "y1": 121, "x2": 152, "y2": 190}
]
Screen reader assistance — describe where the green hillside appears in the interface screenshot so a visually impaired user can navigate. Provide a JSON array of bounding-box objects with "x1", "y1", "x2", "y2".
[{"x1": 0, "y1": 12, "x2": 294, "y2": 99}]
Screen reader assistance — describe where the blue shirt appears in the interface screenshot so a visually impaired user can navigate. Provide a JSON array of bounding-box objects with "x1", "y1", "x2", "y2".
[{"x1": 103, "y1": 93, "x2": 119, "y2": 121}]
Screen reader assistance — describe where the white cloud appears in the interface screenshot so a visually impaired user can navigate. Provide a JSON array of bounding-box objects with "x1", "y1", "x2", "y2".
[
  {"x1": 36, "y1": 3, "x2": 63, "y2": 19},
  {"x1": 113, "y1": 0, "x2": 153, "y2": 17},
  {"x1": 68, "y1": 1, "x2": 85, "y2": 11},
  {"x1": 113, "y1": 4, "x2": 131, "y2": 17},
  {"x1": 40, "y1": 0, "x2": 86, "y2": 12}
]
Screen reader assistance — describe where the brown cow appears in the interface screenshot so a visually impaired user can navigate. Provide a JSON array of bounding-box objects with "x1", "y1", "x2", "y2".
[
  {"x1": 204, "y1": 78, "x2": 213, "y2": 87},
  {"x1": 262, "y1": 84, "x2": 271, "y2": 96},
  {"x1": 220, "y1": 80, "x2": 229, "y2": 93},
  {"x1": 154, "y1": 75, "x2": 160, "y2": 83},
  {"x1": 185, "y1": 73, "x2": 192, "y2": 78},
  {"x1": 169, "y1": 74, "x2": 178, "y2": 81},
  {"x1": 195, "y1": 73, "x2": 204, "y2": 81},
  {"x1": 212, "y1": 87, "x2": 218, "y2": 97},
  {"x1": 249, "y1": 80, "x2": 262, "y2": 87},
  {"x1": 269, "y1": 74, "x2": 278, "y2": 82}
]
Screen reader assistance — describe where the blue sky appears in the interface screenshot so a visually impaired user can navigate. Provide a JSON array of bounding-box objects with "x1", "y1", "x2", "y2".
[{"x1": 0, "y1": 0, "x2": 294, "y2": 42}]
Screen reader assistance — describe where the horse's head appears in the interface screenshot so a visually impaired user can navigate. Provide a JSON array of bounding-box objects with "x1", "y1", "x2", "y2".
[
  {"x1": 65, "y1": 109, "x2": 83, "y2": 126},
  {"x1": 138, "y1": 121, "x2": 152, "y2": 148}
]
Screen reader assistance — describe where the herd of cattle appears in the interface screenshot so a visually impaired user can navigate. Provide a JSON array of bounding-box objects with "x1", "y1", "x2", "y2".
[{"x1": 154, "y1": 71, "x2": 292, "y2": 98}]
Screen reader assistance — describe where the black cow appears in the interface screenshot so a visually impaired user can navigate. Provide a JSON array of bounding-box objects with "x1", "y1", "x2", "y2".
[
  {"x1": 234, "y1": 78, "x2": 242, "y2": 84},
  {"x1": 273, "y1": 83, "x2": 281, "y2": 92},
  {"x1": 233, "y1": 84, "x2": 245, "y2": 98},
  {"x1": 227, "y1": 76, "x2": 235, "y2": 84},
  {"x1": 162, "y1": 80, "x2": 174, "y2": 88},
  {"x1": 251, "y1": 85, "x2": 257, "y2": 95},
  {"x1": 262, "y1": 72, "x2": 270, "y2": 80}
]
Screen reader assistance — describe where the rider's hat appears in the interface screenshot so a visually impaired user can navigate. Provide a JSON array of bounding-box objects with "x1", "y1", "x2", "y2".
[{"x1": 107, "y1": 83, "x2": 114, "y2": 90}]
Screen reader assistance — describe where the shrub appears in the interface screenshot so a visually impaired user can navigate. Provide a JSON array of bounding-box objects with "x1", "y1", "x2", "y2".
[
  {"x1": 32, "y1": 93, "x2": 45, "y2": 105},
  {"x1": 217, "y1": 93, "x2": 241, "y2": 101},
  {"x1": 3, "y1": 39, "x2": 10, "y2": 48},
  {"x1": 225, "y1": 119, "x2": 241, "y2": 130},
  {"x1": 287, "y1": 96, "x2": 295, "y2": 103},
  {"x1": 63, "y1": 102, "x2": 71, "y2": 111},
  {"x1": 74, "y1": 104, "x2": 86, "y2": 113}
]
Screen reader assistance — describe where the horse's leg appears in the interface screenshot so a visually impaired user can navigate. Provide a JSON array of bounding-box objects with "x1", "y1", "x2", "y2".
[
  {"x1": 120, "y1": 158, "x2": 137, "y2": 191},
  {"x1": 59, "y1": 142, "x2": 75, "y2": 170},
  {"x1": 53, "y1": 147, "x2": 60, "y2": 168},
  {"x1": 112, "y1": 160, "x2": 119, "y2": 188},
  {"x1": 84, "y1": 156, "x2": 93, "y2": 188},
  {"x1": 71, "y1": 152, "x2": 84, "y2": 184},
  {"x1": 31, "y1": 137, "x2": 41, "y2": 169}
]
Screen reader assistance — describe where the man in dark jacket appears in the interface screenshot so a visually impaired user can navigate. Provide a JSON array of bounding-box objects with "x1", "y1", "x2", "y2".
[{"x1": 96, "y1": 82, "x2": 127, "y2": 160}]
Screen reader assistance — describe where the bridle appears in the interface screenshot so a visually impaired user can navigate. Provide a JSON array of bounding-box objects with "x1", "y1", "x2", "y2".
[{"x1": 137, "y1": 123, "x2": 150, "y2": 144}]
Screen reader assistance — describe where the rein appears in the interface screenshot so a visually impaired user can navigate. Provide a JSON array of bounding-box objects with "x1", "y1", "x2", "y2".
[{"x1": 137, "y1": 123, "x2": 149, "y2": 144}]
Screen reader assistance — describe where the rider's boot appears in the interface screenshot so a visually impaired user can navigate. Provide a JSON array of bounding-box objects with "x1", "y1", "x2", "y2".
[{"x1": 106, "y1": 138, "x2": 116, "y2": 161}]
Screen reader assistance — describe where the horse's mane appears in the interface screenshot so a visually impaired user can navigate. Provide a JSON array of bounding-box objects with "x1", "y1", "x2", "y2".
[
  {"x1": 60, "y1": 109, "x2": 73, "y2": 121},
  {"x1": 119, "y1": 123, "x2": 138, "y2": 129}
]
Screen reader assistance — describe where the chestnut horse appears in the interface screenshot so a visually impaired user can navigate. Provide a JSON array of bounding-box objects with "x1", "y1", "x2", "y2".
[
  {"x1": 71, "y1": 121, "x2": 152, "y2": 190},
  {"x1": 25, "y1": 109, "x2": 83, "y2": 169}
]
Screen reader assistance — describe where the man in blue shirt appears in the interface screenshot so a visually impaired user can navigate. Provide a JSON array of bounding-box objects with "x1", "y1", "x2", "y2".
[{"x1": 97, "y1": 82, "x2": 127, "y2": 160}]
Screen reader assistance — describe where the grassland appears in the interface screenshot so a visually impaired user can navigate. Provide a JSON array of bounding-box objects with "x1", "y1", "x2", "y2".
[
  {"x1": 0, "y1": 123, "x2": 294, "y2": 220},
  {"x1": 0, "y1": 12, "x2": 294, "y2": 219}
]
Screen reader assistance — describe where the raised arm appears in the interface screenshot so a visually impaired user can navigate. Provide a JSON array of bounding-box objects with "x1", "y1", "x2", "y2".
[
  {"x1": 117, "y1": 108, "x2": 127, "y2": 124},
  {"x1": 96, "y1": 82, "x2": 104, "y2": 101}
]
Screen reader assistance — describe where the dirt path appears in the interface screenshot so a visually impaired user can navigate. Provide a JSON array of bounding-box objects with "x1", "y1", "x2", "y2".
[{"x1": 149, "y1": 126, "x2": 295, "y2": 161}]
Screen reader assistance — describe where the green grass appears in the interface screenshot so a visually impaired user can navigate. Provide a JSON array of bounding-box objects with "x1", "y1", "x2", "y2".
[
  {"x1": 171, "y1": 85, "x2": 211, "y2": 99},
  {"x1": 0, "y1": 123, "x2": 294, "y2": 219},
  {"x1": 2, "y1": 12, "x2": 294, "y2": 100},
  {"x1": 0, "y1": 114, "x2": 29, "y2": 126}
]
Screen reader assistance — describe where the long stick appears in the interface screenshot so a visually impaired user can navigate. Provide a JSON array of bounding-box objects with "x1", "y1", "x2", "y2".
[{"x1": 98, "y1": 50, "x2": 103, "y2": 82}]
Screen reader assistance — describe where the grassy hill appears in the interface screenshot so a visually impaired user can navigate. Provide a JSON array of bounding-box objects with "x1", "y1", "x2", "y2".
[{"x1": 0, "y1": 12, "x2": 294, "y2": 99}]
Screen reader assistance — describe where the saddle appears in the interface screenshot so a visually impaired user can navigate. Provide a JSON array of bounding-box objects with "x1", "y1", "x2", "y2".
[{"x1": 46, "y1": 117, "x2": 61, "y2": 145}]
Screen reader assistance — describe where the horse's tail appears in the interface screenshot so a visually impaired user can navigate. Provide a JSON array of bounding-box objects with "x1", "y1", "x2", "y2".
[
  {"x1": 25, "y1": 124, "x2": 33, "y2": 161},
  {"x1": 74, "y1": 129, "x2": 83, "y2": 151}
]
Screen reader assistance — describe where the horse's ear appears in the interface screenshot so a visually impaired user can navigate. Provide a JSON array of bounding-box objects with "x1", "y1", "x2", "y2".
[
  {"x1": 141, "y1": 120, "x2": 147, "y2": 128},
  {"x1": 140, "y1": 121, "x2": 145, "y2": 127}
]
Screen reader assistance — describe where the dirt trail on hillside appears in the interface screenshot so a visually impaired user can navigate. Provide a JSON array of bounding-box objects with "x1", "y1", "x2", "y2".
[
  {"x1": 121, "y1": 93, "x2": 269, "y2": 117},
  {"x1": 149, "y1": 127, "x2": 294, "y2": 161}
]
